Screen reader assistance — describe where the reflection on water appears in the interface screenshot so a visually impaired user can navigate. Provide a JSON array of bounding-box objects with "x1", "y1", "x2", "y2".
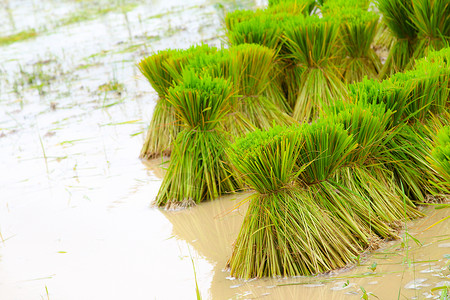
[{"x1": 0, "y1": 0, "x2": 449, "y2": 299}]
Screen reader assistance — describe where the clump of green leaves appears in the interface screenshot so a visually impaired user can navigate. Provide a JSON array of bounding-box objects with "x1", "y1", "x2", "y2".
[
  {"x1": 227, "y1": 125, "x2": 360, "y2": 278},
  {"x1": 283, "y1": 16, "x2": 346, "y2": 121},
  {"x1": 155, "y1": 71, "x2": 240, "y2": 208},
  {"x1": 378, "y1": 0, "x2": 450, "y2": 77},
  {"x1": 378, "y1": 0, "x2": 418, "y2": 77},
  {"x1": 224, "y1": 44, "x2": 294, "y2": 136},
  {"x1": 138, "y1": 44, "x2": 217, "y2": 159},
  {"x1": 431, "y1": 126, "x2": 450, "y2": 181},
  {"x1": 323, "y1": 5, "x2": 381, "y2": 83}
]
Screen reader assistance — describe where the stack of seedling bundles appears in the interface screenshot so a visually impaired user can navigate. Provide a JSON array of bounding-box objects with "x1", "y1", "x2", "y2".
[
  {"x1": 294, "y1": 120, "x2": 399, "y2": 244},
  {"x1": 138, "y1": 45, "x2": 216, "y2": 159},
  {"x1": 184, "y1": 44, "x2": 294, "y2": 136},
  {"x1": 283, "y1": 15, "x2": 347, "y2": 121},
  {"x1": 347, "y1": 47, "x2": 450, "y2": 202},
  {"x1": 155, "y1": 71, "x2": 241, "y2": 209},
  {"x1": 225, "y1": 44, "x2": 294, "y2": 135},
  {"x1": 325, "y1": 101, "x2": 423, "y2": 230},
  {"x1": 225, "y1": 10, "x2": 293, "y2": 113},
  {"x1": 378, "y1": 0, "x2": 450, "y2": 78},
  {"x1": 227, "y1": 125, "x2": 362, "y2": 278},
  {"x1": 322, "y1": 1, "x2": 381, "y2": 83},
  {"x1": 139, "y1": 42, "x2": 293, "y2": 162},
  {"x1": 137, "y1": 0, "x2": 450, "y2": 279}
]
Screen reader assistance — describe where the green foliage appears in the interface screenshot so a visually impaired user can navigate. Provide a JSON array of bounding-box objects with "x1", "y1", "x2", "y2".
[
  {"x1": 138, "y1": 49, "x2": 177, "y2": 97},
  {"x1": 283, "y1": 16, "x2": 345, "y2": 121},
  {"x1": 0, "y1": 29, "x2": 38, "y2": 46},
  {"x1": 296, "y1": 120, "x2": 357, "y2": 184},
  {"x1": 378, "y1": 0, "x2": 417, "y2": 77},
  {"x1": 183, "y1": 48, "x2": 230, "y2": 79},
  {"x1": 326, "y1": 101, "x2": 393, "y2": 164},
  {"x1": 228, "y1": 125, "x2": 360, "y2": 278},
  {"x1": 348, "y1": 78, "x2": 409, "y2": 127},
  {"x1": 224, "y1": 9, "x2": 257, "y2": 32},
  {"x1": 323, "y1": 7, "x2": 381, "y2": 82},
  {"x1": 139, "y1": 44, "x2": 217, "y2": 158},
  {"x1": 155, "y1": 72, "x2": 239, "y2": 208},
  {"x1": 168, "y1": 70, "x2": 233, "y2": 130},
  {"x1": 224, "y1": 44, "x2": 294, "y2": 135},
  {"x1": 389, "y1": 61, "x2": 449, "y2": 121},
  {"x1": 321, "y1": 0, "x2": 370, "y2": 11},
  {"x1": 410, "y1": 0, "x2": 450, "y2": 59},
  {"x1": 432, "y1": 126, "x2": 450, "y2": 180},
  {"x1": 226, "y1": 13, "x2": 284, "y2": 49},
  {"x1": 267, "y1": 0, "x2": 316, "y2": 15},
  {"x1": 229, "y1": 125, "x2": 301, "y2": 193}
]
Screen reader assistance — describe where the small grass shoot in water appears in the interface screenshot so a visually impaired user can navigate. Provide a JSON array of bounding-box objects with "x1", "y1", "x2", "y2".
[{"x1": 0, "y1": 29, "x2": 38, "y2": 46}]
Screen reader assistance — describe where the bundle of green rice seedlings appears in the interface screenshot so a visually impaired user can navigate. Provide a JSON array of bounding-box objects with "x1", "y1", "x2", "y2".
[
  {"x1": 348, "y1": 75, "x2": 448, "y2": 201},
  {"x1": 415, "y1": 47, "x2": 450, "y2": 109},
  {"x1": 384, "y1": 124, "x2": 450, "y2": 202},
  {"x1": 225, "y1": 44, "x2": 294, "y2": 136},
  {"x1": 295, "y1": 120, "x2": 398, "y2": 242},
  {"x1": 154, "y1": 71, "x2": 240, "y2": 209},
  {"x1": 225, "y1": 14, "x2": 291, "y2": 113},
  {"x1": 323, "y1": 5, "x2": 381, "y2": 83},
  {"x1": 267, "y1": 0, "x2": 316, "y2": 15},
  {"x1": 389, "y1": 60, "x2": 447, "y2": 122},
  {"x1": 227, "y1": 125, "x2": 360, "y2": 279},
  {"x1": 378, "y1": 0, "x2": 418, "y2": 78},
  {"x1": 430, "y1": 126, "x2": 450, "y2": 182},
  {"x1": 409, "y1": 0, "x2": 450, "y2": 63},
  {"x1": 181, "y1": 48, "x2": 230, "y2": 80},
  {"x1": 316, "y1": 0, "x2": 371, "y2": 10},
  {"x1": 226, "y1": 13, "x2": 284, "y2": 49},
  {"x1": 326, "y1": 102, "x2": 422, "y2": 228},
  {"x1": 347, "y1": 77, "x2": 410, "y2": 128},
  {"x1": 283, "y1": 15, "x2": 346, "y2": 121},
  {"x1": 139, "y1": 49, "x2": 179, "y2": 159},
  {"x1": 224, "y1": 9, "x2": 258, "y2": 33},
  {"x1": 139, "y1": 44, "x2": 217, "y2": 159}
]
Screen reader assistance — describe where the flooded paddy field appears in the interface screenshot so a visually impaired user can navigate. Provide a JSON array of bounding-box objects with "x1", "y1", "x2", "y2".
[{"x1": 0, "y1": 0, "x2": 449, "y2": 299}]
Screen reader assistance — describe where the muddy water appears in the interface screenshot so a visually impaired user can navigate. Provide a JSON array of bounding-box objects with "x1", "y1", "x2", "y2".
[{"x1": 0, "y1": 0, "x2": 449, "y2": 299}]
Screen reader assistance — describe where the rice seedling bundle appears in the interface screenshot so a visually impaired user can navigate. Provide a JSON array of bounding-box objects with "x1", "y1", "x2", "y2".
[
  {"x1": 226, "y1": 13, "x2": 284, "y2": 49},
  {"x1": 326, "y1": 102, "x2": 422, "y2": 228},
  {"x1": 224, "y1": 44, "x2": 294, "y2": 136},
  {"x1": 389, "y1": 61, "x2": 448, "y2": 122},
  {"x1": 378, "y1": 0, "x2": 418, "y2": 77},
  {"x1": 267, "y1": 0, "x2": 316, "y2": 15},
  {"x1": 370, "y1": 53, "x2": 450, "y2": 200},
  {"x1": 415, "y1": 47, "x2": 450, "y2": 109},
  {"x1": 296, "y1": 120, "x2": 397, "y2": 242},
  {"x1": 320, "y1": 0, "x2": 371, "y2": 12},
  {"x1": 224, "y1": 9, "x2": 257, "y2": 33},
  {"x1": 283, "y1": 15, "x2": 346, "y2": 121},
  {"x1": 154, "y1": 71, "x2": 240, "y2": 209},
  {"x1": 182, "y1": 48, "x2": 230, "y2": 80},
  {"x1": 227, "y1": 125, "x2": 360, "y2": 278},
  {"x1": 139, "y1": 44, "x2": 217, "y2": 159},
  {"x1": 348, "y1": 65, "x2": 449, "y2": 201},
  {"x1": 431, "y1": 126, "x2": 450, "y2": 181},
  {"x1": 322, "y1": 5, "x2": 381, "y2": 83},
  {"x1": 225, "y1": 14, "x2": 292, "y2": 113},
  {"x1": 385, "y1": 123, "x2": 450, "y2": 202},
  {"x1": 348, "y1": 78, "x2": 410, "y2": 128},
  {"x1": 410, "y1": 0, "x2": 450, "y2": 62}
]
